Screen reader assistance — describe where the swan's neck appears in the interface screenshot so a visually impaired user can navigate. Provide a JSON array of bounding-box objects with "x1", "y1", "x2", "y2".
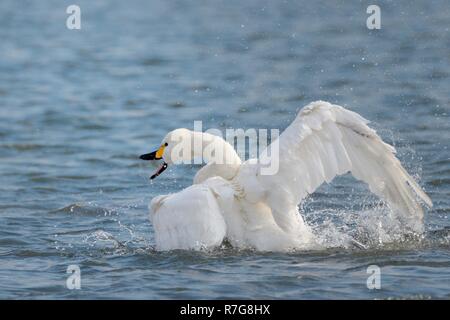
[
  {"x1": 190, "y1": 131, "x2": 241, "y2": 165},
  {"x1": 190, "y1": 131, "x2": 241, "y2": 184}
]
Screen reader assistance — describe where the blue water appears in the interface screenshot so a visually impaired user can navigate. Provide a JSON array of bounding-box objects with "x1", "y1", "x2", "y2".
[{"x1": 0, "y1": 0, "x2": 449, "y2": 299}]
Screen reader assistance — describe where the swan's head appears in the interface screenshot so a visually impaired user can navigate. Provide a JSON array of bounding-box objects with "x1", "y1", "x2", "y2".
[{"x1": 139, "y1": 128, "x2": 192, "y2": 179}]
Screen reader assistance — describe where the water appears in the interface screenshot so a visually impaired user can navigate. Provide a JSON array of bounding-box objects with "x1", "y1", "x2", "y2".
[{"x1": 0, "y1": 0, "x2": 449, "y2": 299}]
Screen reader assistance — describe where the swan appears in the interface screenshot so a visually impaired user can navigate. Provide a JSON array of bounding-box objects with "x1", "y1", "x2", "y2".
[{"x1": 140, "y1": 101, "x2": 432, "y2": 251}]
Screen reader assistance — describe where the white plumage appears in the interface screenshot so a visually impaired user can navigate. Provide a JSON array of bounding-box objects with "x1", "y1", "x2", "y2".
[
  {"x1": 145, "y1": 101, "x2": 432, "y2": 251},
  {"x1": 150, "y1": 184, "x2": 227, "y2": 250}
]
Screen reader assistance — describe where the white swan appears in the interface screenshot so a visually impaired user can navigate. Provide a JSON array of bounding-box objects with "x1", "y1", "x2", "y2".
[{"x1": 140, "y1": 101, "x2": 432, "y2": 251}]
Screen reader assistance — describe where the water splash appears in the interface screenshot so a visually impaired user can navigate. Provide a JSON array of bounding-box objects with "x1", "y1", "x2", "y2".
[{"x1": 305, "y1": 203, "x2": 448, "y2": 252}]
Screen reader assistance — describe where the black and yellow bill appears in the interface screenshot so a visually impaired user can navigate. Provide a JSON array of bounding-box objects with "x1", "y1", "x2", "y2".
[
  {"x1": 140, "y1": 143, "x2": 168, "y2": 180},
  {"x1": 139, "y1": 143, "x2": 167, "y2": 161}
]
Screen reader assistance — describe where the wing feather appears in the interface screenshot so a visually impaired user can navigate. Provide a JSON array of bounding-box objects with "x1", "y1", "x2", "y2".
[
  {"x1": 149, "y1": 185, "x2": 227, "y2": 250},
  {"x1": 250, "y1": 101, "x2": 432, "y2": 233}
]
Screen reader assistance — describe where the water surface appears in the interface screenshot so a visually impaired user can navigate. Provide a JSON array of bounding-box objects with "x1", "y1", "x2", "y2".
[{"x1": 0, "y1": 0, "x2": 449, "y2": 299}]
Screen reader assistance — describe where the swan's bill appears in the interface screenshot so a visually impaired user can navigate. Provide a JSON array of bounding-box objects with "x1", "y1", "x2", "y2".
[
  {"x1": 150, "y1": 162, "x2": 168, "y2": 180},
  {"x1": 139, "y1": 143, "x2": 168, "y2": 161},
  {"x1": 139, "y1": 151, "x2": 158, "y2": 160},
  {"x1": 140, "y1": 142, "x2": 169, "y2": 179}
]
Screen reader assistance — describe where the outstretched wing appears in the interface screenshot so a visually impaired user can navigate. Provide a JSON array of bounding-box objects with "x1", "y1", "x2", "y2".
[{"x1": 250, "y1": 101, "x2": 432, "y2": 233}]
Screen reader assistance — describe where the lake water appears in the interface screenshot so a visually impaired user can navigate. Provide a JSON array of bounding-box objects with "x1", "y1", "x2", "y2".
[{"x1": 0, "y1": 0, "x2": 449, "y2": 299}]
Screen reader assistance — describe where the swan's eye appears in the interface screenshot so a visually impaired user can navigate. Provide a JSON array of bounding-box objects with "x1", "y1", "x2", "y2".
[{"x1": 164, "y1": 142, "x2": 168, "y2": 146}]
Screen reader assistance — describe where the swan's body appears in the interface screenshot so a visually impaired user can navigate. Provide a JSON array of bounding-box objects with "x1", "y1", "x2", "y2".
[{"x1": 142, "y1": 101, "x2": 432, "y2": 251}]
